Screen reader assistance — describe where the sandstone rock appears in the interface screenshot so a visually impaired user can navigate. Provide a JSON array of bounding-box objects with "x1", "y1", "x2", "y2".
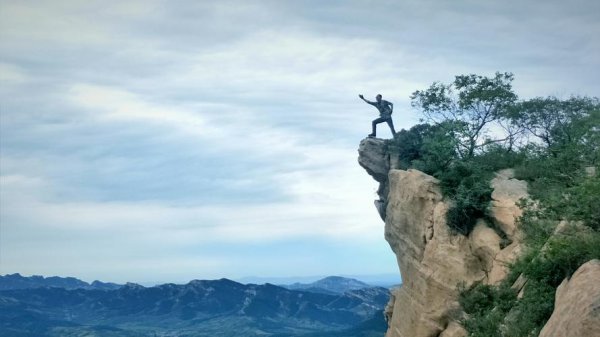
[
  {"x1": 510, "y1": 273, "x2": 527, "y2": 299},
  {"x1": 488, "y1": 241, "x2": 523, "y2": 285},
  {"x1": 539, "y1": 259, "x2": 600, "y2": 337},
  {"x1": 357, "y1": 143, "x2": 530, "y2": 337},
  {"x1": 490, "y1": 169, "x2": 528, "y2": 240},
  {"x1": 439, "y1": 322, "x2": 467, "y2": 337},
  {"x1": 510, "y1": 273, "x2": 527, "y2": 292},
  {"x1": 384, "y1": 169, "x2": 487, "y2": 337},
  {"x1": 469, "y1": 220, "x2": 501, "y2": 273},
  {"x1": 485, "y1": 169, "x2": 528, "y2": 285}
]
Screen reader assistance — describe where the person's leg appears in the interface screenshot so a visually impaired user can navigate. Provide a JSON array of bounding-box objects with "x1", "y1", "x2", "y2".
[
  {"x1": 371, "y1": 117, "x2": 386, "y2": 137},
  {"x1": 386, "y1": 118, "x2": 396, "y2": 135}
]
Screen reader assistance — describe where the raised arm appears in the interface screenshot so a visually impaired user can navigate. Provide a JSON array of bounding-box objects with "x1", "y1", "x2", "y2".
[{"x1": 358, "y1": 94, "x2": 376, "y2": 105}]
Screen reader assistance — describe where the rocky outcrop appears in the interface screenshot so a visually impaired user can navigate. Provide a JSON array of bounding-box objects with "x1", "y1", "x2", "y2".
[
  {"x1": 538, "y1": 259, "x2": 600, "y2": 337},
  {"x1": 358, "y1": 138, "x2": 390, "y2": 182},
  {"x1": 486, "y1": 169, "x2": 528, "y2": 284},
  {"x1": 383, "y1": 169, "x2": 487, "y2": 337},
  {"x1": 358, "y1": 139, "x2": 528, "y2": 337},
  {"x1": 469, "y1": 220, "x2": 502, "y2": 274},
  {"x1": 490, "y1": 169, "x2": 528, "y2": 240},
  {"x1": 358, "y1": 137, "x2": 394, "y2": 220}
]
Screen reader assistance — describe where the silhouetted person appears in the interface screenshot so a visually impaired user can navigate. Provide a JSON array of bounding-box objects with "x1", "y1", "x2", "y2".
[{"x1": 359, "y1": 94, "x2": 396, "y2": 138}]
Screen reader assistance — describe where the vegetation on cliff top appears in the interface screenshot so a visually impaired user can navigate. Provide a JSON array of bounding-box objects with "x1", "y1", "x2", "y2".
[
  {"x1": 386, "y1": 72, "x2": 599, "y2": 336},
  {"x1": 387, "y1": 72, "x2": 599, "y2": 236}
]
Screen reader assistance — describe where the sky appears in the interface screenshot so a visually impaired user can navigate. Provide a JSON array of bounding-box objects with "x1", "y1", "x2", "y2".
[{"x1": 1, "y1": 0, "x2": 599, "y2": 285}]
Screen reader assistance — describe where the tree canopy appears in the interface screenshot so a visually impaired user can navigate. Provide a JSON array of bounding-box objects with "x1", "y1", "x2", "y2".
[{"x1": 411, "y1": 72, "x2": 518, "y2": 158}]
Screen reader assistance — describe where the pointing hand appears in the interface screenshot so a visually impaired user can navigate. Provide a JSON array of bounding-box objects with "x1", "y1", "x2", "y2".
[{"x1": 359, "y1": 94, "x2": 364, "y2": 99}]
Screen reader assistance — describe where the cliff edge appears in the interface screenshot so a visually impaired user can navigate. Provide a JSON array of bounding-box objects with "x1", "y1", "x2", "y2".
[{"x1": 358, "y1": 138, "x2": 527, "y2": 337}]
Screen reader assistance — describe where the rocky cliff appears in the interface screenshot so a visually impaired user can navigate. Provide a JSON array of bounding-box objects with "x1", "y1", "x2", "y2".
[
  {"x1": 358, "y1": 137, "x2": 600, "y2": 337},
  {"x1": 358, "y1": 138, "x2": 527, "y2": 337}
]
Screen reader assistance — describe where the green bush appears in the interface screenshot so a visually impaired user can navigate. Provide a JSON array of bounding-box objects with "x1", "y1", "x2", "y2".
[
  {"x1": 460, "y1": 284, "x2": 497, "y2": 316},
  {"x1": 471, "y1": 144, "x2": 526, "y2": 172},
  {"x1": 463, "y1": 310, "x2": 504, "y2": 337},
  {"x1": 388, "y1": 120, "x2": 527, "y2": 236},
  {"x1": 516, "y1": 202, "x2": 558, "y2": 249},
  {"x1": 460, "y1": 284, "x2": 517, "y2": 337},
  {"x1": 460, "y1": 267, "x2": 556, "y2": 337},
  {"x1": 445, "y1": 181, "x2": 492, "y2": 235},
  {"x1": 459, "y1": 172, "x2": 599, "y2": 337},
  {"x1": 410, "y1": 121, "x2": 461, "y2": 176},
  {"x1": 460, "y1": 284, "x2": 516, "y2": 316},
  {"x1": 515, "y1": 143, "x2": 588, "y2": 201},
  {"x1": 564, "y1": 176, "x2": 600, "y2": 230},
  {"x1": 522, "y1": 230, "x2": 600, "y2": 287},
  {"x1": 517, "y1": 174, "x2": 600, "y2": 247},
  {"x1": 388, "y1": 123, "x2": 433, "y2": 170},
  {"x1": 434, "y1": 161, "x2": 493, "y2": 235},
  {"x1": 503, "y1": 280, "x2": 555, "y2": 337},
  {"x1": 388, "y1": 122, "x2": 496, "y2": 235},
  {"x1": 460, "y1": 224, "x2": 600, "y2": 337}
]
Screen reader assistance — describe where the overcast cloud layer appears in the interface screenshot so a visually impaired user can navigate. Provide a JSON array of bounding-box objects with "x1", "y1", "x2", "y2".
[{"x1": 1, "y1": 0, "x2": 599, "y2": 284}]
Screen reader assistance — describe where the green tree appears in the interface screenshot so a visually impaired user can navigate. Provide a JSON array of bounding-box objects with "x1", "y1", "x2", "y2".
[
  {"x1": 508, "y1": 96, "x2": 600, "y2": 152},
  {"x1": 411, "y1": 72, "x2": 518, "y2": 158}
]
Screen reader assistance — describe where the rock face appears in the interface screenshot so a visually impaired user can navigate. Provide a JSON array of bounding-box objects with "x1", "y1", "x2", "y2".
[
  {"x1": 538, "y1": 259, "x2": 600, "y2": 337},
  {"x1": 357, "y1": 139, "x2": 528, "y2": 337},
  {"x1": 358, "y1": 137, "x2": 396, "y2": 220},
  {"x1": 383, "y1": 169, "x2": 487, "y2": 337},
  {"x1": 358, "y1": 137, "x2": 390, "y2": 182}
]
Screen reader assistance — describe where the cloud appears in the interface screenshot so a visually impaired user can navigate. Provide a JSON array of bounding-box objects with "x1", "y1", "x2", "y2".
[
  {"x1": 1, "y1": 0, "x2": 599, "y2": 283},
  {"x1": 0, "y1": 163, "x2": 385, "y2": 283}
]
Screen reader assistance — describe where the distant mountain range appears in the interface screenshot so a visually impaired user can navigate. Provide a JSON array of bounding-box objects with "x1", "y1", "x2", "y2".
[
  {"x1": 237, "y1": 273, "x2": 401, "y2": 287},
  {"x1": 0, "y1": 273, "x2": 122, "y2": 291},
  {"x1": 283, "y1": 276, "x2": 373, "y2": 294},
  {"x1": 0, "y1": 274, "x2": 389, "y2": 337}
]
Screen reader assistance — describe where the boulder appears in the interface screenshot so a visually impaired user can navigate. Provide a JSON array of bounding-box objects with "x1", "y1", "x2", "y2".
[
  {"x1": 489, "y1": 169, "x2": 528, "y2": 240},
  {"x1": 538, "y1": 259, "x2": 600, "y2": 337},
  {"x1": 469, "y1": 220, "x2": 502, "y2": 273}
]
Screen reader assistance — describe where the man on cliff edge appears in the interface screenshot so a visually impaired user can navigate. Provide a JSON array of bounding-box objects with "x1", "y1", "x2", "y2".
[{"x1": 359, "y1": 94, "x2": 396, "y2": 138}]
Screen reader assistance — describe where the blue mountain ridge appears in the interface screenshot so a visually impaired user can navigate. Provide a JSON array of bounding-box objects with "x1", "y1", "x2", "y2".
[
  {"x1": 0, "y1": 273, "x2": 122, "y2": 290},
  {"x1": 283, "y1": 276, "x2": 373, "y2": 294},
  {"x1": 0, "y1": 275, "x2": 390, "y2": 337}
]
